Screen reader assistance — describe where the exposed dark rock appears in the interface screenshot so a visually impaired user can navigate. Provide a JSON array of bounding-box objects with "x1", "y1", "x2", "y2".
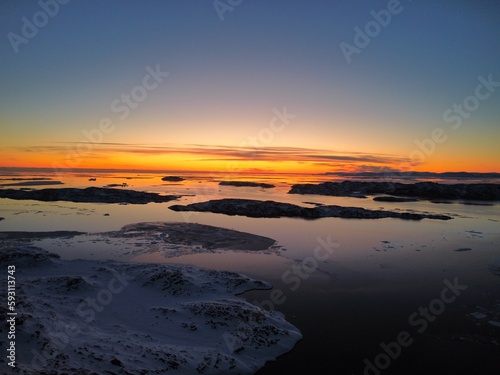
[
  {"x1": 119, "y1": 222, "x2": 276, "y2": 251},
  {"x1": 162, "y1": 176, "x2": 185, "y2": 182},
  {"x1": 172, "y1": 199, "x2": 310, "y2": 218},
  {"x1": 462, "y1": 202, "x2": 495, "y2": 206},
  {"x1": 0, "y1": 245, "x2": 61, "y2": 265},
  {"x1": 0, "y1": 187, "x2": 180, "y2": 204},
  {"x1": 1, "y1": 177, "x2": 51, "y2": 181},
  {"x1": 0, "y1": 231, "x2": 83, "y2": 240},
  {"x1": 169, "y1": 199, "x2": 452, "y2": 221},
  {"x1": 288, "y1": 181, "x2": 500, "y2": 201},
  {"x1": 373, "y1": 196, "x2": 419, "y2": 202},
  {"x1": 110, "y1": 358, "x2": 124, "y2": 367},
  {"x1": 219, "y1": 181, "x2": 275, "y2": 188},
  {"x1": 454, "y1": 248, "x2": 472, "y2": 252},
  {"x1": 0, "y1": 180, "x2": 64, "y2": 187},
  {"x1": 303, "y1": 201, "x2": 324, "y2": 206}
]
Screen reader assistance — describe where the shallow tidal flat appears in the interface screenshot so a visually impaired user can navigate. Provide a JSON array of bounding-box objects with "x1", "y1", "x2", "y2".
[{"x1": 1, "y1": 177, "x2": 499, "y2": 374}]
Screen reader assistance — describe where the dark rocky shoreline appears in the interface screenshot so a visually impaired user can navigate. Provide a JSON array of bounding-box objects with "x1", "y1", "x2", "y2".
[
  {"x1": 0, "y1": 187, "x2": 180, "y2": 204},
  {"x1": 219, "y1": 181, "x2": 275, "y2": 188},
  {"x1": 169, "y1": 198, "x2": 452, "y2": 220},
  {"x1": 162, "y1": 176, "x2": 185, "y2": 182},
  {"x1": 373, "y1": 196, "x2": 420, "y2": 202},
  {"x1": 288, "y1": 181, "x2": 500, "y2": 201}
]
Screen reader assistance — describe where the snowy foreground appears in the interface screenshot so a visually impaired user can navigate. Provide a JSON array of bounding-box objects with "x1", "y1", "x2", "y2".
[{"x1": 0, "y1": 242, "x2": 301, "y2": 374}]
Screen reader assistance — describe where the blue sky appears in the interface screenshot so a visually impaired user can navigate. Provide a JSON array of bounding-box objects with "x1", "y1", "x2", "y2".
[{"x1": 1, "y1": 0, "x2": 499, "y2": 172}]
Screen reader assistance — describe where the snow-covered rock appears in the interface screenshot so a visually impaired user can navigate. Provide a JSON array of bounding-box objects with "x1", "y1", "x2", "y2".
[{"x1": 0, "y1": 245, "x2": 301, "y2": 374}]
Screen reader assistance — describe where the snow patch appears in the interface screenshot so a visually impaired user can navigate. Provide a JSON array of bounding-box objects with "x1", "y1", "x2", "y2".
[{"x1": 0, "y1": 246, "x2": 301, "y2": 374}]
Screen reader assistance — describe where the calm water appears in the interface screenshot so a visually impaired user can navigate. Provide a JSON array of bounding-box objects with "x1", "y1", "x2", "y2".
[{"x1": 1, "y1": 170, "x2": 499, "y2": 374}]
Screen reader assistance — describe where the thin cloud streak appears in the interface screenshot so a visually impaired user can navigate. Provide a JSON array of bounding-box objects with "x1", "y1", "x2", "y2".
[{"x1": 13, "y1": 143, "x2": 410, "y2": 167}]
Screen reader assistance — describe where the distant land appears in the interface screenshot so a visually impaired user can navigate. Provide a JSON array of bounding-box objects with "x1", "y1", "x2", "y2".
[
  {"x1": 0, "y1": 167, "x2": 499, "y2": 180},
  {"x1": 324, "y1": 171, "x2": 500, "y2": 179}
]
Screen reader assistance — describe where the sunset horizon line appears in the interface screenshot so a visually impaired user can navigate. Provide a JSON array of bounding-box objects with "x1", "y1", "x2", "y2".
[{"x1": 1, "y1": 166, "x2": 499, "y2": 177}]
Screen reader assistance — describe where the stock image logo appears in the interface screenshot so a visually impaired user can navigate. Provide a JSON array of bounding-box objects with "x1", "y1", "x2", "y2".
[{"x1": 362, "y1": 278, "x2": 467, "y2": 375}]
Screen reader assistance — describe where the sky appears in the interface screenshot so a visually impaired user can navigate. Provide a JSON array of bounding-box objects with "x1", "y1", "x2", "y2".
[{"x1": 1, "y1": 0, "x2": 499, "y2": 174}]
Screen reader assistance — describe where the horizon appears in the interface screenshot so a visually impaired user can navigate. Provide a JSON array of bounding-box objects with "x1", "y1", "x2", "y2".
[
  {"x1": 1, "y1": 1, "x2": 499, "y2": 173},
  {"x1": 1, "y1": 166, "x2": 500, "y2": 178}
]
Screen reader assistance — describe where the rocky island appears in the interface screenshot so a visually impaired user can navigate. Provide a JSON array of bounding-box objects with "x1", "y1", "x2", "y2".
[
  {"x1": 219, "y1": 181, "x2": 275, "y2": 188},
  {"x1": 288, "y1": 181, "x2": 500, "y2": 202},
  {"x1": 0, "y1": 187, "x2": 180, "y2": 204},
  {"x1": 169, "y1": 198, "x2": 452, "y2": 220},
  {"x1": 161, "y1": 176, "x2": 185, "y2": 182},
  {"x1": 0, "y1": 180, "x2": 64, "y2": 187},
  {"x1": 373, "y1": 196, "x2": 420, "y2": 202}
]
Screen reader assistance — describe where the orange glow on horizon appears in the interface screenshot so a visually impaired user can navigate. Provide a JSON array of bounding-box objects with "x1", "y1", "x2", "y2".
[{"x1": 2, "y1": 143, "x2": 499, "y2": 174}]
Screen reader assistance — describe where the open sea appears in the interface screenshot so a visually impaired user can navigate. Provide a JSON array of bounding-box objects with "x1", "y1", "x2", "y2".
[{"x1": 1, "y1": 169, "x2": 499, "y2": 374}]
